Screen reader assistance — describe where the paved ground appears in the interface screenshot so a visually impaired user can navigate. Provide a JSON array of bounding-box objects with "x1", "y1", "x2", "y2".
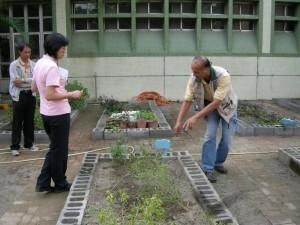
[{"x1": 0, "y1": 101, "x2": 299, "y2": 225}]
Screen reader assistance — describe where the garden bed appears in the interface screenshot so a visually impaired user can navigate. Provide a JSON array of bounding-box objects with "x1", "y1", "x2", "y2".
[
  {"x1": 273, "y1": 98, "x2": 300, "y2": 114},
  {"x1": 92, "y1": 100, "x2": 173, "y2": 140},
  {"x1": 56, "y1": 143, "x2": 238, "y2": 225},
  {"x1": 237, "y1": 102, "x2": 300, "y2": 136}
]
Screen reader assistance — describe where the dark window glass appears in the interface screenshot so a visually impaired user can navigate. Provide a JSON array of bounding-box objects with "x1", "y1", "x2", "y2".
[
  {"x1": 212, "y1": 3, "x2": 224, "y2": 14},
  {"x1": 74, "y1": 3, "x2": 88, "y2": 14},
  {"x1": 0, "y1": 36, "x2": 10, "y2": 61},
  {"x1": 88, "y1": 18, "x2": 98, "y2": 30},
  {"x1": 150, "y1": 2, "x2": 163, "y2": 13},
  {"x1": 202, "y1": 3, "x2": 211, "y2": 14},
  {"x1": 241, "y1": 20, "x2": 254, "y2": 30},
  {"x1": 105, "y1": 18, "x2": 118, "y2": 30},
  {"x1": 233, "y1": 4, "x2": 240, "y2": 14},
  {"x1": 105, "y1": 3, "x2": 117, "y2": 13},
  {"x1": 149, "y1": 18, "x2": 163, "y2": 29},
  {"x1": 286, "y1": 5, "x2": 295, "y2": 16},
  {"x1": 182, "y1": 2, "x2": 195, "y2": 13},
  {"x1": 29, "y1": 35, "x2": 40, "y2": 59},
  {"x1": 74, "y1": 19, "x2": 87, "y2": 30},
  {"x1": 137, "y1": 18, "x2": 148, "y2": 29},
  {"x1": 202, "y1": 19, "x2": 211, "y2": 29},
  {"x1": 119, "y1": 18, "x2": 131, "y2": 29},
  {"x1": 43, "y1": 18, "x2": 52, "y2": 32},
  {"x1": 275, "y1": 4, "x2": 285, "y2": 16},
  {"x1": 43, "y1": 3, "x2": 52, "y2": 16},
  {"x1": 28, "y1": 4, "x2": 39, "y2": 17},
  {"x1": 182, "y1": 18, "x2": 195, "y2": 29},
  {"x1": 88, "y1": 3, "x2": 97, "y2": 14},
  {"x1": 119, "y1": 2, "x2": 131, "y2": 13},
  {"x1": 13, "y1": 18, "x2": 25, "y2": 32},
  {"x1": 0, "y1": 20, "x2": 9, "y2": 33},
  {"x1": 14, "y1": 35, "x2": 25, "y2": 58},
  {"x1": 170, "y1": 18, "x2": 181, "y2": 29},
  {"x1": 169, "y1": 3, "x2": 181, "y2": 13},
  {"x1": 28, "y1": 19, "x2": 39, "y2": 32},
  {"x1": 212, "y1": 19, "x2": 225, "y2": 29},
  {"x1": 241, "y1": 4, "x2": 255, "y2": 15},
  {"x1": 233, "y1": 20, "x2": 240, "y2": 30},
  {"x1": 1, "y1": 65, "x2": 9, "y2": 78},
  {"x1": 13, "y1": 5, "x2": 24, "y2": 17},
  {"x1": 137, "y1": 3, "x2": 148, "y2": 13},
  {"x1": 285, "y1": 22, "x2": 295, "y2": 31},
  {"x1": 274, "y1": 21, "x2": 284, "y2": 31}
]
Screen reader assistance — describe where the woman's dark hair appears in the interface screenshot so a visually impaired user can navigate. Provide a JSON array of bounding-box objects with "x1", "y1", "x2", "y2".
[
  {"x1": 17, "y1": 43, "x2": 31, "y2": 52},
  {"x1": 44, "y1": 32, "x2": 68, "y2": 59}
]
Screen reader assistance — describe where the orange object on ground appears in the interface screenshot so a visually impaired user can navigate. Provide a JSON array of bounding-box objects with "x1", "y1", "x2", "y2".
[{"x1": 135, "y1": 91, "x2": 170, "y2": 106}]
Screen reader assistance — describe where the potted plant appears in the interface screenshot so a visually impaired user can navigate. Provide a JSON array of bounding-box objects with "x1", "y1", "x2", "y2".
[
  {"x1": 138, "y1": 110, "x2": 158, "y2": 128},
  {"x1": 136, "y1": 111, "x2": 147, "y2": 128}
]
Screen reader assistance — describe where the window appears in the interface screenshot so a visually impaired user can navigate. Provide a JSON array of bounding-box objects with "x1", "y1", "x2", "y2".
[
  {"x1": 233, "y1": 2, "x2": 256, "y2": 15},
  {"x1": 104, "y1": 1, "x2": 131, "y2": 14},
  {"x1": 275, "y1": 3, "x2": 296, "y2": 17},
  {"x1": 104, "y1": 18, "x2": 131, "y2": 31},
  {"x1": 202, "y1": 19, "x2": 225, "y2": 30},
  {"x1": 170, "y1": 18, "x2": 196, "y2": 30},
  {"x1": 275, "y1": 21, "x2": 296, "y2": 32},
  {"x1": 136, "y1": 18, "x2": 163, "y2": 30},
  {"x1": 136, "y1": 2, "x2": 163, "y2": 13},
  {"x1": 202, "y1": 1, "x2": 226, "y2": 14},
  {"x1": 72, "y1": 1, "x2": 98, "y2": 31},
  {"x1": 233, "y1": 20, "x2": 255, "y2": 31},
  {"x1": 0, "y1": 3, "x2": 53, "y2": 78},
  {"x1": 169, "y1": 2, "x2": 196, "y2": 14}
]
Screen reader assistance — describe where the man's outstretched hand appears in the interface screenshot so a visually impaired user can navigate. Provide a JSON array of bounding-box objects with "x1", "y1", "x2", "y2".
[{"x1": 173, "y1": 121, "x2": 184, "y2": 136}]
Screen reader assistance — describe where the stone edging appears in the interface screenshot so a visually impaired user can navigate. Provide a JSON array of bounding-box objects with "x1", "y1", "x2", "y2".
[
  {"x1": 273, "y1": 99, "x2": 300, "y2": 114},
  {"x1": 0, "y1": 110, "x2": 79, "y2": 143},
  {"x1": 237, "y1": 119, "x2": 300, "y2": 136},
  {"x1": 278, "y1": 147, "x2": 300, "y2": 175},
  {"x1": 92, "y1": 100, "x2": 173, "y2": 140},
  {"x1": 56, "y1": 151, "x2": 239, "y2": 225}
]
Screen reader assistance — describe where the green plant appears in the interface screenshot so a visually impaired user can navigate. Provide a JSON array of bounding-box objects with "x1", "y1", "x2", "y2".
[
  {"x1": 97, "y1": 208, "x2": 118, "y2": 225},
  {"x1": 65, "y1": 80, "x2": 89, "y2": 110},
  {"x1": 111, "y1": 139, "x2": 126, "y2": 162},
  {"x1": 137, "y1": 110, "x2": 157, "y2": 121},
  {"x1": 99, "y1": 95, "x2": 124, "y2": 114}
]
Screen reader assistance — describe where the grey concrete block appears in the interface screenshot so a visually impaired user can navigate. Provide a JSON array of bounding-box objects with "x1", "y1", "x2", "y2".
[
  {"x1": 149, "y1": 127, "x2": 173, "y2": 138},
  {"x1": 104, "y1": 129, "x2": 127, "y2": 140},
  {"x1": 127, "y1": 128, "x2": 149, "y2": 139},
  {"x1": 254, "y1": 125, "x2": 274, "y2": 136},
  {"x1": 236, "y1": 120, "x2": 254, "y2": 136},
  {"x1": 274, "y1": 127, "x2": 294, "y2": 136}
]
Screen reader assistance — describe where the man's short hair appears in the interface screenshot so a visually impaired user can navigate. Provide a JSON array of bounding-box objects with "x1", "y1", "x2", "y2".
[
  {"x1": 193, "y1": 56, "x2": 212, "y2": 68},
  {"x1": 44, "y1": 32, "x2": 69, "y2": 59}
]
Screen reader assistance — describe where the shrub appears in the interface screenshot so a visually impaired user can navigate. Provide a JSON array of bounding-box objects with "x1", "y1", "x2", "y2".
[{"x1": 98, "y1": 95, "x2": 124, "y2": 114}]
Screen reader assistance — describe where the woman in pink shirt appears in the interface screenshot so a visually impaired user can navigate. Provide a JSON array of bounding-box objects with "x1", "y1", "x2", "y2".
[{"x1": 31, "y1": 33, "x2": 82, "y2": 193}]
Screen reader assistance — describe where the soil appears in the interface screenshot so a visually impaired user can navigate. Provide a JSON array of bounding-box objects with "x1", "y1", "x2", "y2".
[{"x1": 82, "y1": 159, "x2": 213, "y2": 225}]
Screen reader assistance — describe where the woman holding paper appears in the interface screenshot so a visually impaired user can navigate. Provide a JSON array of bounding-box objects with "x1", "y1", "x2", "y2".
[{"x1": 31, "y1": 32, "x2": 82, "y2": 193}]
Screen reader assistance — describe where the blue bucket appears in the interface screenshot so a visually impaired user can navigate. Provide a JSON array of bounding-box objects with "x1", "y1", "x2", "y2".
[{"x1": 153, "y1": 139, "x2": 171, "y2": 156}]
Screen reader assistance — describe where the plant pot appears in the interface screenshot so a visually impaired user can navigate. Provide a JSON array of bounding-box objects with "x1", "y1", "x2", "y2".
[
  {"x1": 137, "y1": 119, "x2": 147, "y2": 128},
  {"x1": 147, "y1": 120, "x2": 159, "y2": 128},
  {"x1": 120, "y1": 120, "x2": 128, "y2": 129},
  {"x1": 128, "y1": 121, "x2": 137, "y2": 129}
]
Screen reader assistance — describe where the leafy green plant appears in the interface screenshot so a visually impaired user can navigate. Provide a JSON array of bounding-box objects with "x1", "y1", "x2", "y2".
[
  {"x1": 97, "y1": 208, "x2": 118, "y2": 225},
  {"x1": 137, "y1": 110, "x2": 157, "y2": 121},
  {"x1": 111, "y1": 139, "x2": 126, "y2": 162},
  {"x1": 99, "y1": 95, "x2": 124, "y2": 114},
  {"x1": 65, "y1": 80, "x2": 89, "y2": 110}
]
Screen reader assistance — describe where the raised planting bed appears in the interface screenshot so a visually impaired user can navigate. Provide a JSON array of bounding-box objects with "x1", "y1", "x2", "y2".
[
  {"x1": 56, "y1": 144, "x2": 238, "y2": 225},
  {"x1": 92, "y1": 100, "x2": 173, "y2": 140},
  {"x1": 0, "y1": 110, "x2": 79, "y2": 143},
  {"x1": 279, "y1": 147, "x2": 300, "y2": 175},
  {"x1": 273, "y1": 98, "x2": 300, "y2": 114},
  {"x1": 237, "y1": 102, "x2": 300, "y2": 136}
]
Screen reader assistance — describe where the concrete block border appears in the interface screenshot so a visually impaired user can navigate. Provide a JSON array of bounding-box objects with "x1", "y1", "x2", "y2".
[
  {"x1": 237, "y1": 119, "x2": 300, "y2": 136},
  {"x1": 0, "y1": 110, "x2": 80, "y2": 143},
  {"x1": 278, "y1": 147, "x2": 300, "y2": 175},
  {"x1": 56, "y1": 152, "x2": 99, "y2": 225},
  {"x1": 56, "y1": 151, "x2": 239, "y2": 225},
  {"x1": 273, "y1": 99, "x2": 300, "y2": 114},
  {"x1": 92, "y1": 100, "x2": 173, "y2": 140}
]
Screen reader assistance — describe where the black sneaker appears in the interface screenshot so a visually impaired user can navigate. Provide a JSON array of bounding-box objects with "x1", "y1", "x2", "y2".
[
  {"x1": 215, "y1": 165, "x2": 228, "y2": 174},
  {"x1": 35, "y1": 185, "x2": 55, "y2": 193},
  {"x1": 53, "y1": 183, "x2": 72, "y2": 193},
  {"x1": 204, "y1": 171, "x2": 217, "y2": 183}
]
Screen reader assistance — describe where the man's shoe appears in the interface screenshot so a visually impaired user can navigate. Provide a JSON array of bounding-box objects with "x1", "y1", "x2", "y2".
[
  {"x1": 35, "y1": 186, "x2": 55, "y2": 193},
  {"x1": 24, "y1": 145, "x2": 39, "y2": 151},
  {"x1": 204, "y1": 171, "x2": 217, "y2": 183},
  {"x1": 11, "y1": 150, "x2": 20, "y2": 156},
  {"x1": 215, "y1": 165, "x2": 228, "y2": 174},
  {"x1": 53, "y1": 183, "x2": 72, "y2": 193}
]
